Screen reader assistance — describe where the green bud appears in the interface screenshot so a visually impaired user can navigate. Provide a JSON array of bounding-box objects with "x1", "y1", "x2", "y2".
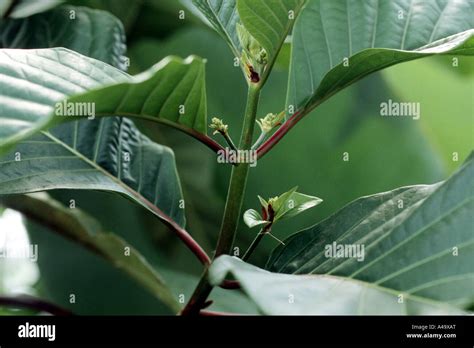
[
  {"x1": 209, "y1": 117, "x2": 228, "y2": 135},
  {"x1": 237, "y1": 23, "x2": 268, "y2": 82},
  {"x1": 256, "y1": 111, "x2": 285, "y2": 133}
]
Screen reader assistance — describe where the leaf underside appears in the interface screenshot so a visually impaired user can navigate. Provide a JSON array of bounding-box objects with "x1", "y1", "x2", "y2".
[
  {"x1": 288, "y1": 0, "x2": 474, "y2": 115},
  {"x1": 267, "y1": 153, "x2": 474, "y2": 309},
  {"x1": 210, "y1": 255, "x2": 465, "y2": 315},
  {"x1": 0, "y1": 48, "x2": 208, "y2": 156},
  {"x1": 0, "y1": 5, "x2": 127, "y2": 69},
  {"x1": 0, "y1": 117, "x2": 186, "y2": 227}
]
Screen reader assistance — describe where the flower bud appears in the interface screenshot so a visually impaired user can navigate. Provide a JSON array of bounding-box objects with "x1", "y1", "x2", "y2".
[{"x1": 209, "y1": 117, "x2": 228, "y2": 135}]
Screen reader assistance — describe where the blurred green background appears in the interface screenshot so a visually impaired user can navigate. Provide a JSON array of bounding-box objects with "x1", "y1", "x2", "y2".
[{"x1": 0, "y1": 0, "x2": 472, "y2": 314}]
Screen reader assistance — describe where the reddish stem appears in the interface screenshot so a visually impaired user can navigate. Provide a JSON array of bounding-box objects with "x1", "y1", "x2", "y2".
[
  {"x1": 156, "y1": 211, "x2": 212, "y2": 266},
  {"x1": 199, "y1": 310, "x2": 242, "y2": 316},
  {"x1": 0, "y1": 295, "x2": 73, "y2": 316},
  {"x1": 219, "y1": 279, "x2": 241, "y2": 289},
  {"x1": 121, "y1": 187, "x2": 212, "y2": 266},
  {"x1": 188, "y1": 128, "x2": 227, "y2": 155},
  {"x1": 256, "y1": 110, "x2": 303, "y2": 159}
]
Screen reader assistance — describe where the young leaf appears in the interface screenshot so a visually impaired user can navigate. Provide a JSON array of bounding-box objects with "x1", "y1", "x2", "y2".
[
  {"x1": 0, "y1": 48, "x2": 218, "y2": 155},
  {"x1": 257, "y1": 187, "x2": 322, "y2": 224},
  {"x1": 0, "y1": 117, "x2": 186, "y2": 228},
  {"x1": 274, "y1": 191, "x2": 323, "y2": 221},
  {"x1": 243, "y1": 208, "x2": 268, "y2": 228},
  {"x1": 287, "y1": 0, "x2": 474, "y2": 118},
  {"x1": 268, "y1": 153, "x2": 474, "y2": 309},
  {"x1": 1, "y1": 193, "x2": 181, "y2": 313},
  {"x1": 209, "y1": 255, "x2": 464, "y2": 314},
  {"x1": 0, "y1": 5, "x2": 127, "y2": 69},
  {"x1": 192, "y1": 0, "x2": 305, "y2": 83},
  {"x1": 237, "y1": 0, "x2": 306, "y2": 82}
]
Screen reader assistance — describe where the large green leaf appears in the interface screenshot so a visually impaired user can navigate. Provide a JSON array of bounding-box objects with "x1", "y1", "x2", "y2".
[
  {"x1": 192, "y1": 0, "x2": 241, "y2": 57},
  {"x1": 0, "y1": 117, "x2": 186, "y2": 227},
  {"x1": 0, "y1": 48, "x2": 212, "y2": 155},
  {"x1": 287, "y1": 0, "x2": 474, "y2": 116},
  {"x1": 1, "y1": 193, "x2": 181, "y2": 313},
  {"x1": 210, "y1": 255, "x2": 464, "y2": 314},
  {"x1": 0, "y1": 0, "x2": 62, "y2": 18},
  {"x1": 0, "y1": 5, "x2": 127, "y2": 69},
  {"x1": 268, "y1": 153, "x2": 474, "y2": 308}
]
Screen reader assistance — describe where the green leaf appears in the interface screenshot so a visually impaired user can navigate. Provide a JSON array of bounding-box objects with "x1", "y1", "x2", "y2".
[
  {"x1": 288, "y1": 0, "x2": 474, "y2": 117},
  {"x1": 0, "y1": 117, "x2": 186, "y2": 227},
  {"x1": 192, "y1": 0, "x2": 241, "y2": 57},
  {"x1": 1, "y1": 193, "x2": 181, "y2": 313},
  {"x1": 268, "y1": 153, "x2": 474, "y2": 308},
  {"x1": 237, "y1": 0, "x2": 305, "y2": 80},
  {"x1": 0, "y1": 0, "x2": 62, "y2": 18},
  {"x1": 274, "y1": 190, "x2": 323, "y2": 221},
  {"x1": 243, "y1": 208, "x2": 268, "y2": 228},
  {"x1": 269, "y1": 186, "x2": 297, "y2": 214},
  {"x1": 0, "y1": 48, "x2": 211, "y2": 155},
  {"x1": 0, "y1": 5, "x2": 127, "y2": 69},
  {"x1": 256, "y1": 186, "x2": 322, "y2": 223},
  {"x1": 66, "y1": 54, "x2": 208, "y2": 132},
  {"x1": 210, "y1": 255, "x2": 464, "y2": 314},
  {"x1": 192, "y1": 0, "x2": 304, "y2": 83}
]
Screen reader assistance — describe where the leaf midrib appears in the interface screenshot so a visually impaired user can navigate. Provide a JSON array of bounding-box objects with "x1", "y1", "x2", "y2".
[{"x1": 41, "y1": 130, "x2": 171, "y2": 223}]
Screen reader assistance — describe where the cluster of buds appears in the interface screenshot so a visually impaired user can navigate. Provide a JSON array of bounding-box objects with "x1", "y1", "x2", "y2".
[
  {"x1": 237, "y1": 23, "x2": 268, "y2": 83},
  {"x1": 209, "y1": 117, "x2": 228, "y2": 135},
  {"x1": 256, "y1": 111, "x2": 285, "y2": 133}
]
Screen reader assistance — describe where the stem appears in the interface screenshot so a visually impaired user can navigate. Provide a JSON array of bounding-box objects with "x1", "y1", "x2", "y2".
[
  {"x1": 251, "y1": 130, "x2": 267, "y2": 151},
  {"x1": 222, "y1": 132, "x2": 238, "y2": 152},
  {"x1": 256, "y1": 110, "x2": 303, "y2": 159},
  {"x1": 242, "y1": 222, "x2": 273, "y2": 261},
  {"x1": 0, "y1": 295, "x2": 73, "y2": 316},
  {"x1": 242, "y1": 230, "x2": 265, "y2": 261},
  {"x1": 182, "y1": 85, "x2": 261, "y2": 315},
  {"x1": 219, "y1": 279, "x2": 240, "y2": 289}
]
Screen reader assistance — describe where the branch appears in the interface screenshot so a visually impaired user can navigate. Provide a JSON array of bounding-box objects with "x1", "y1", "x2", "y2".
[
  {"x1": 187, "y1": 127, "x2": 227, "y2": 155},
  {"x1": 183, "y1": 85, "x2": 262, "y2": 315},
  {"x1": 256, "y1": 110, "x2": 303, "y2": 159},
  {"x1": 154, "y1": 208, "x2": 212, "y2": 266},
  {"x1": 119, "y1": 186, "x2": 212, "y2": 266},
  {"x1": 0, "y1": 295, "x2": 73, "y2": 316},
  {"x1": 219, "y1": 279, "x2": 241, "y2": 289}
]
